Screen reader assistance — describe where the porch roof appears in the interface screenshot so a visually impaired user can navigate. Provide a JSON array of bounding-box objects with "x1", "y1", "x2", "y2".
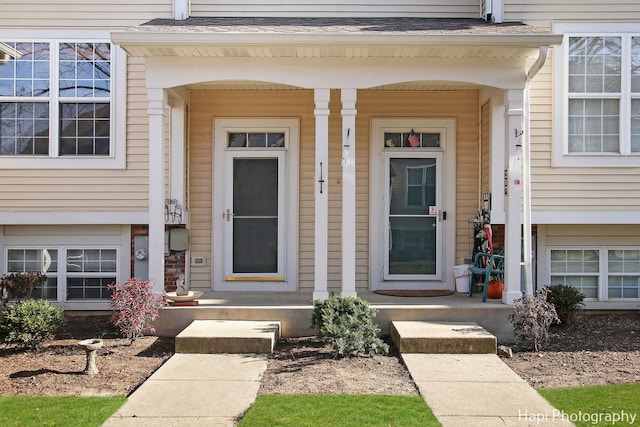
[{"x1": 112, "y1": 17, "x2": 562, "y2": 59}]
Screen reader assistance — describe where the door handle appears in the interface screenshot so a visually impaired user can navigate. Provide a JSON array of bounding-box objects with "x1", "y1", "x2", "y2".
[{"x1": 225, "y1": 209, "x2": 234, "y2": 222}]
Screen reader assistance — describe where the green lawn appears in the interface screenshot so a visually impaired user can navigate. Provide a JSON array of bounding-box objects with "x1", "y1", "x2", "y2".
[
  {"x1": 238, "y1": 394, "x2": 441, "y2": 427},
  {"x1": 540, "y1": 383, "x2": 640, "y2": 427},
  {"x1": 0, "y1": 396, "x2": 126, "y2": 427}
]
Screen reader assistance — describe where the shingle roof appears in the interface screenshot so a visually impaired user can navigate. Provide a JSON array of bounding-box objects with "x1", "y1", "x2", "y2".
[{"x1": 139, "y1": 17, "x2": 551, "y2": 36}]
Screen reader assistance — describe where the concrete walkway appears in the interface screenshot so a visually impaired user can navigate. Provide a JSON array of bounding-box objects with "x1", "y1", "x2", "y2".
[
  {"x1": 103, "y1": 353, "x2": 267, "y2": 427},
  {"x1": 403, "y1": 353, "x2": 573, "y2": 426},
  {"x1": 103, "y1": 319, "x2": 573, "y2": 426},
  {"x1": 103, "y1": 353, "x2": 572, "y2": 427}
]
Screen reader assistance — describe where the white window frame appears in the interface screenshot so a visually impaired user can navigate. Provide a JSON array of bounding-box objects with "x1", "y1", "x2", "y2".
[
  {"x1": 0, "y1": 30, "x2": 126, "y2": 169},
  {"x1": 547, "y1": 246, "x2": 640, "y2": 302},
  {"x1": 553, "y1": 22, "x2": 640, "y2": 167}
]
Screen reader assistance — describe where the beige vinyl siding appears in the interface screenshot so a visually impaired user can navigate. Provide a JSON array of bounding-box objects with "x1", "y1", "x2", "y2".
[
  {"x1": 191, "y1": 0, "x2": 481, "y2": 18},
  {"x1": 528, "y1": 51, "x2": 640, "y2": 213},
  {"x1": 503, "y1": 1, "x2": 640, "y2": 26},
  {"x1": 0, "y1": 1, "x2": 172, "y2": 29},
  {"x1": 188, "y1": 90, "x2": 315, "y2": 291},
  {"x1": 188, "y1": 90, "x2": 479, "y2": 292},
  {"x1": 543, "y1": 224, "x2": 640, "y2": 242},
  {"x1": 0, "y1": 56, "x2": 149, "y2": 212}
]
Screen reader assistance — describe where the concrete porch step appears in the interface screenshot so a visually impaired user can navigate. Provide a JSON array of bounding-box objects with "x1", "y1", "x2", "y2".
[
  {"x1": 175, "y1": 320, "x2": 281, "y2": 354},
  {"x1": 391, "y1": 321, "x2": 497, "y2": 354}
]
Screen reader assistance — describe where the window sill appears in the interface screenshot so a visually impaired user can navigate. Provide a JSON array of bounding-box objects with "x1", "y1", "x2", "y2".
[{"x1": 552, "y1": 153, "x2": 640, "y2": 168}]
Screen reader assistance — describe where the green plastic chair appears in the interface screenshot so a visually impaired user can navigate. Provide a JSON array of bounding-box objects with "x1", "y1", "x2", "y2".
[{"x1": 469, "y1": 249, "x2": 505, "y2": 302}]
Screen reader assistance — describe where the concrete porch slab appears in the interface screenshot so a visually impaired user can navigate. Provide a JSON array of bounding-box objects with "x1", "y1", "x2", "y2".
[
  {"x1": 175, "y1": 320, "x2": 280, "y2": 354},
  {"x1": 391, "y1": 321, "x2": 497, "y2": 354}
]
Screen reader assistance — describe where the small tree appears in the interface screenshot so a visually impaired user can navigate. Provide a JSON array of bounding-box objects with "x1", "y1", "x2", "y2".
[
  {"x1": 108, "y1": 278, "x2": 166, "y2": 344},
  {"x1": 311, "y1": 295, "x2": 389, "y2": 357},
  {"x1": 509, "y1": 288, "x2": 560, "y2": 352}
]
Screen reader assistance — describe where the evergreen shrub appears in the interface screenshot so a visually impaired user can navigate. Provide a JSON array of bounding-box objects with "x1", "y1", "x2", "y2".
[
  {"x1": 0, "y1": 299, "x2": 63, "y2": 349},
  {"x1": 311, "y1": 295, "x2": 389, "y2": 357}
]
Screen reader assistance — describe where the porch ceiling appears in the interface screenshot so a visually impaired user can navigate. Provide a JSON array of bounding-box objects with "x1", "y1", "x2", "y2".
[{"x1": 112, "y1": 17, "x2": 562, "y2": 60}]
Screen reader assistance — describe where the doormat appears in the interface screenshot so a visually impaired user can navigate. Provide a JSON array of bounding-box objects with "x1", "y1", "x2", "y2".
[{"x1": 374, "y1": 290, "x2": 454, "y2": 297}]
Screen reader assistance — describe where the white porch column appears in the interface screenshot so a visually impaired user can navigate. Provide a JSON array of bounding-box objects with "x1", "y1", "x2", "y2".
[
  {"x1": 503, "y1": 89, "x2": 524, "y2": 304},
  {"x1": 341, "y1": 89, "x2": 357, "y2": 297},
  {"x1": 313, "y1": 89, "x2": 330, "y2": 300},
  {"x1": 147, "y1": 88, "x2": 167, "y2": 294}
]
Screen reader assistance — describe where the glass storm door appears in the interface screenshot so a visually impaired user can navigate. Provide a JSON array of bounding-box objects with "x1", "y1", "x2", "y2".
[
  {"x1": 384, "y1": 153, "x2": 442, "y2": 280},
  {"x1": 224, "y1": 152, "x2": 285, "y2": 280}
]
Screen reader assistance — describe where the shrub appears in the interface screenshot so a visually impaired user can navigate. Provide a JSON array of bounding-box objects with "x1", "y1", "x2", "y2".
[
  {"x1": 108, "y1": 278, "x2": 166, "y2": 344},
  {"x1": 0, "y1": 299, "x2": 63, "y2": 349},
  {"x1": 311, "y1": 295, "x2": 389, "y2": 357},
  {"x1": 508, "y1": 288, "x2": 560, "y2": 352},
  {"x1": 0, "y1": 272, "x2": 47, "y2": 310},
  {"x1": 546, "y1": 284, "x2": 585, "y2": 325}
]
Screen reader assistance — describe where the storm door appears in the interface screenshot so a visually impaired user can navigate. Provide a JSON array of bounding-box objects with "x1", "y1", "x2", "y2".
[{"x1": 382, "y1": 131, "x2": 443, "y2": 280}]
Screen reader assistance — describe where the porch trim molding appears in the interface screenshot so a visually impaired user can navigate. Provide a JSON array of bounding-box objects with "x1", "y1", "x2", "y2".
[{"x1": 313, "y1": 89, "x2": 330, "y2": 300}]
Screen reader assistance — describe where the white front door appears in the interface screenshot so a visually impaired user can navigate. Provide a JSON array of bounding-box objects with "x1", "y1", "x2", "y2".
[
  {"x1": 213, "y1": 118, "x2": 299, "y2": 291},
  {"x1": 370, "y1": 118, "x2": 456, "y2": 290}
]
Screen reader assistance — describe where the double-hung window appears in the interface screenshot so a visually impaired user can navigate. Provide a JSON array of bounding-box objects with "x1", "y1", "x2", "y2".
[
  {"x1": 554, "y1": 24, "x2": 640, "y2": 166},
  {"x1": 0, "y1": 40, "x2": 123, "y2": 168}
]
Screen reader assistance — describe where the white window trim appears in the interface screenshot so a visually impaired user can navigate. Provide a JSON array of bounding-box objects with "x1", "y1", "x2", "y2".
[
  {"x1": 0, "y1": 225, "x2": 130, "y2": 309},
  {"x1": 553, "y1": 22, "x2": 640, "y2": 167},
  {"x1": 0, "y1": 35, "x2": 126, "y2": 169}
]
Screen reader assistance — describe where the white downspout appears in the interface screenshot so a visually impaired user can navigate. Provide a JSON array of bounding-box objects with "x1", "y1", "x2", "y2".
[
  {"x1": 173, "y1": 0, "x2": 190, "y2": 20},
  {"x1": 522, "y1": 46, "x2": 549, "y2": 296}
]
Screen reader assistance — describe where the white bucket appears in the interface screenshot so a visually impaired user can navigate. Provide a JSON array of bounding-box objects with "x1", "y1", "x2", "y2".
[{"x1": 453, "y1": 264, "x2": 471, "y2": 293}]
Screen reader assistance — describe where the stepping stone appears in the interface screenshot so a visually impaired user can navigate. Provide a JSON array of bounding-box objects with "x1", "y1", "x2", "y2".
[
  {"x1": 175, "y1": 320, "x2": 280, "y2": 354},
  {"x1": 391, "y1": 321, "x2": 497, "y2": 354}
]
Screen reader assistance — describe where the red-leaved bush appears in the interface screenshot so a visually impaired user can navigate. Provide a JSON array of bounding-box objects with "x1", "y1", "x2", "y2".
[{"x1": 108, "y1": 278, "x2": 166, "y2": 343}]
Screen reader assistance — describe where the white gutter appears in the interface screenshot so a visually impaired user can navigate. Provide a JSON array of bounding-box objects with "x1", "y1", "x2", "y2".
[
  {"x1": 522, "y1": 45, "x2": 549, "y2": 296},
  {"x1": 111, "y1": 31, "x2": 563, "y2": 49}
]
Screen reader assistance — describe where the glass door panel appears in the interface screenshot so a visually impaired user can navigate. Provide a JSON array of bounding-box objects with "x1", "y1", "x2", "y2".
[{"x1": 387, "y1": 157, "x2": 439, "y2": 278}]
